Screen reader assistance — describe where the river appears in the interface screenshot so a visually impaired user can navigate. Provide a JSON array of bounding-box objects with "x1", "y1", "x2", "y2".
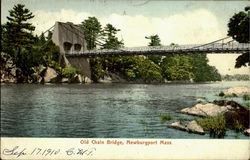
[{"x1": 1, "y1": 81, "x2": 249, "y2": 139}]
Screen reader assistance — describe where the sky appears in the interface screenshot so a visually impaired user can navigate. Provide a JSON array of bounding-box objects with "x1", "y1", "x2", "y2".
[{"x1": 1, "y1": 0, "x2": 249, "y2": 75}]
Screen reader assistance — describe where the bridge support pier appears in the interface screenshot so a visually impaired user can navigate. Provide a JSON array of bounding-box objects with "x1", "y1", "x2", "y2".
[{"x1": 65, "y1": 56, "x2": 91, "y2": 78}]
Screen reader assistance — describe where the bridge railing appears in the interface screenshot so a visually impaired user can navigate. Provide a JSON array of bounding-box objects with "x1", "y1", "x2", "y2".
[{"x1": 65, "y1": 37, "x2": 249, "y2": 57}]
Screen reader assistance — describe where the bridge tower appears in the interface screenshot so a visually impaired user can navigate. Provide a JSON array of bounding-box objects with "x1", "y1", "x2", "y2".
[{"x1": 52, "y1": 21, "x2": 91, "y2": 78}]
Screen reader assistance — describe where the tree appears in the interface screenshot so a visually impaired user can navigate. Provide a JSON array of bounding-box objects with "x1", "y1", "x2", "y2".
[
  {"x1": 235, "y1": 52, "x2": 249, "y2": 68},
  {"x1": 4, "y1": 4, "x2": 35, "y2": 54},
  {"x1": 83, "y1": 18, "x2": 163, "y2": 82},
  {"x1": 227, "y1": 6, "x2": 250, "y2": 68},
  {"x1": 82, "y1": 17, "x2": 103, "y2": 50},
  {"x1": 82, "y1": 17, "x2": 105, "y2": 80},
  {"x1": 34, "y1": 31, "x2": 60, "y2": 65},
  {"x1": 160, "y1": 55, "x2": 193, "y2": 81},
  {"x1": 145, "y1": 34, "x2": 161, "y2": 46},
  {"x1": 3, "y1": 4, "x2": 35, "y2": 71},
  {"x1": 170, "y1": 42, "x2": 179, "y2": 50},
  {"x1": 145, "y1": 34, "x2": 162, "y2": 65},
  {"x1": 1, "y1": 24, "x2": 8, "y2": 53},
  {"x1": 102, "y1": 23, "x2": 124, "y2": 49},
  {"x1": 190, "y1": 54, "x2": 221, "y2": 82}
]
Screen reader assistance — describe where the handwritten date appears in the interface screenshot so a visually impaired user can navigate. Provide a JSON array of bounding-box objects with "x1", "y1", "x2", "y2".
[{"x1": 2, "y1": 146, "x2": 96, "y2": 158}]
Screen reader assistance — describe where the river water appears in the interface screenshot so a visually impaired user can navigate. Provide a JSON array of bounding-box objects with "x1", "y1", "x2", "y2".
[{"x1": 1, "y1": 81, "x2": 249, "y2": 138}]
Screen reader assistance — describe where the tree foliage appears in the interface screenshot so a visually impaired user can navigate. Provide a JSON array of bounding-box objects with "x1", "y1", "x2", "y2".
[
  {"x1": 82, "y1": 19, "x2": 163, "y2": 82},
  {"x1": 5, "y1": 4, "x2": 35, "y2": 50},
  {"x1": 1, "y1": 4, "x2": 60, "y2": 80},
  {"x1": 102, "y1": 23, "x2": 124, "y2": 49},
  {"x1": 145, "y1": 34, "x2": 162, "y2": 65},
  {"x1": 227, "y1": 6, "x2": 250, "y2": 68},
  {"x1": 228, "y1": 6, "x2": 250, "y2": 43},
  {"x1": 159, "y1": 53, "x2": 221, "y2": 82},
  {"x1": 161, "y1": 55, "x2": 193, "y2": 81},
  {"x1": 145, "y1": 34, "x2": 161, "y2": 46},
  {"x1": 82, "y1": 17, "x2": 221, "y2": 83},
  {"x1": 190, "y1": 54, "x2": 221, "y2": 82},
  {"x1": 82, "y1": 17, "x2": 103, "y2": 50},
  {"x1": 33, "y1": 31, "x2": 60, "y2": 68},
  {"x1": 2, "y1": 4, "x2": 35, "y2": 70}
]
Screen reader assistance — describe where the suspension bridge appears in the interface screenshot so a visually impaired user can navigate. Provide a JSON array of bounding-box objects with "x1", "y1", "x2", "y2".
[
  {"x1": 67, "y1": 37, "x2": 250, "y2": 58},
  {"x1": 45, "y1": 22, "x2": 249, "y2": 58},
  {"x1": 43, "y1": 21, "x2": 250, "y2": 78}
]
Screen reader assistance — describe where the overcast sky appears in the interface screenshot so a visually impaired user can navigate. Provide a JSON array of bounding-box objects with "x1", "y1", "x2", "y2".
[{"x1": 2, "y1": 0, "x2": 249, "y2": 75}]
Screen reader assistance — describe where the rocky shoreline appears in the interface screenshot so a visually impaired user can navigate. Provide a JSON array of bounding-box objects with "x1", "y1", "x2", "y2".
[
  {"x1": 169, "y1": 86, "x2": 250, "y2": 137},
  {"x1": 1, "y1": 52, "x2": 221, "y2": 84},
  {"x1": 0, "y1": 52, "x2": 92, "y2": 84}
]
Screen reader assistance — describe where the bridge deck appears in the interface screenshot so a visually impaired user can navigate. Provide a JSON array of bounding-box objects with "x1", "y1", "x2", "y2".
[{"x1": 65, "y1": 43, "x2": 250, "y2": 57}]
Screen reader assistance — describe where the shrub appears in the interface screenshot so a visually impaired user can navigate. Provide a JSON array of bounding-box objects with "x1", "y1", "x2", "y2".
[
  {"x1": 243, "y1": 94, "x2": 250, "y2": 101},
  {"x1": 233, "y1": 120, "x2": 244, "y2": 132},
  {"x1": 159, "y1": 114, "x2": 172, "y2": 123},
  {"x1": 61, "y1": 67, "x2": 83, "y2": 79},
  {"x1": 241, "y1": 103, "x2": 250, "y2": 109},
  {"x1": 224, "y1": 93, "x2": 238, "y2": 98},
  {"x1": 196, "y1": 115, "x2": 226, "y2": 138},
  {"x1": 218, "y1": 91, "x2": 225, "y2": 97}
]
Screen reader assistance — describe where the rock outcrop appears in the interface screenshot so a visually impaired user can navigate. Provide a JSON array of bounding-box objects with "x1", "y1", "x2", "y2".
[
  {"x1": 180, "y1": 100, "x2": 249, "y2": 133},
  {"x1": 98, "y1": 73, "x2": 127, "y2": 83},
  {"x1": 196, "y1": 98, "x2": 207, "y2": 103},
  {"x1": 1, "y1": 53, "x2": 17, "y2": 83},
  {"x1": 244, "y1": 129, "x2": 250, "y2": 136},
  {"x1": 180, "y1": 103, "x2": 230, "y2": 117},
  {"x1": 224, "y1": 86, "x2": 250, "y2": 96},
  {"x1": 43, "y1": 67, "x2": 58, "y2": 83},
  {"x1": 98, "y1": 75, "x2": 112, "y2": 83},
  {"x1": 169, "y1": 121, "x2": 187, "y2": 131},
  {"x1": 83, "y1": 76, "x2": 92, "y2": 83},
  {"x1": 70, "y1": 74, "x2": 82, "y2": 83},
  {"x1": 1, "y1": 53, "x2": 93, "y2": 84},
  {"x1": 61, "y1": 78, "x2": 69, "y2": 83},
  {"x1": 169, "y1": 120, "x2": 205, "y2": 135},
  {"x1": 214, "y1": 100, "x2": 249, "y2": 129},
  {"x1": 186, "y1": 120, "x2": 205, "y2": 135}
]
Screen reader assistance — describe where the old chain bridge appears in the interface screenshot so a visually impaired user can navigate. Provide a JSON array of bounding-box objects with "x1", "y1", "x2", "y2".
[
  {"x1": 69, "y1": 37, "x2": 250, "y2": 57},
  {"x1": 48, "y1": 22, "x2": 250, "y2": 57},
  {"x1": 46, "y1": 22, "x2": 249, "y2": 77}
]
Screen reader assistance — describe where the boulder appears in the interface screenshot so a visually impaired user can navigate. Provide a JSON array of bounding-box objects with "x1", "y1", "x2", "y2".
[
  {"x1": 38, "y1": 77, "x2": 43, "y2": 83},
  {"x1": 169, "y1": 121, "x2": 187, "y2": 131},
  {"x1": 244, "y1": 129, "x2": 250, "y2": 136},
  {"x1": 1, "y1": 73, "x2": 16, "y2": 83},
  {"x1": 169, "y1": 121, "x2": 205, "y2": 135},
  {"x1": 182, "y1": 100, "x2": 249, "y2": 131},
  {"x1": 98, "y1": 75, "x2": 112, "y2": 83},
  {"x1": 70, "y1": 74, "x2": 82, "y2": 83},
  {"x1": 61, "y1": 78, "x2": 69, "y2": 83},
  {"x1": 186, "y1": 120, "x2": 205, "y2": 135},
  {"x1": 43, "y1": 67, "x2": 58, "y2": 83},
  {"x1": 10, "y1": 67, "x2": 17, "y2": 77},
  {"x1": 1, "y1": 53, "x2": 18, "y2": 83},
  {"x1": 181, "y1": 103, "x2": 229, "y2": 117},
  {"x1": 83, "y1": 76, "x2": 92, "y2": 83},
  {"x1": 5, "y1": 59, "x2": 14, "y2": 69},
  {"x1": 196, "y1": 98, "x2": 206, "y2": 103},
  {"x1": 224, "y1": 86, "x2": 250, "y2": 96},
  {"x1": 214, "y1": 100, "x2": 246, "y2": 109},
  {"x1": 36, "y1": 65, "x2": 46, "y2": 76},
  {"x1": 109, "y1": 73, "x2": 127, "y2": 83}
]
